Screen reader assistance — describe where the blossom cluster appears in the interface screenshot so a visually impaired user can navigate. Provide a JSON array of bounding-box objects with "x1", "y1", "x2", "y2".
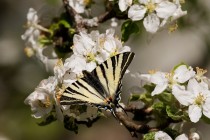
[
  {"x1": 138, "y1": 64, "x2": 210, "y2": 123},
  {"x1": 24, "y1": 27, "x2": 131, "y2": 121},
  {"x1": 21, "y1": 8, "x2": 53, "y2": 68},
  {"x1": 119, "y1": 0, "x2": 187, "y2": 33}
]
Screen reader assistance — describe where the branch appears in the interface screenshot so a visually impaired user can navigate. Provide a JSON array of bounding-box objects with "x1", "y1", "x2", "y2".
[
  {"x1": 115, "y1": 111, "x2": 158, "y2": 137},
  {"x1": 62, "y1": 0, "x2": 128, "y2": 31},
  {"x1": 124, "y1": 105, "x2": 153, "y2": 115}
]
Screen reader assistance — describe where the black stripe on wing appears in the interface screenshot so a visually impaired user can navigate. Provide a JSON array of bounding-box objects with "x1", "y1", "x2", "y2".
[
  {"x1": 120, "y1": 52, "x2": 135, "y2": 80},
  {"x1": 81, "y1": 71, "x2": 108, "y2": 98},
  {"x1": 60, "y1": 71, "x2": 108, "y2": 105}
]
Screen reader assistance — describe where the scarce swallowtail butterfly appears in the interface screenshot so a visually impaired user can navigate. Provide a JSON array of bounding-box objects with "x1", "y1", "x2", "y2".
[{"x1": 60, "y1": 52, "x2": 135, "y2": 116}]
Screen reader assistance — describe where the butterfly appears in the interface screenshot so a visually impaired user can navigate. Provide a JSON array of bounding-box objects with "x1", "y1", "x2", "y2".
[{"x1": 59, "y1": 52, "x2": 135, "y2": 116}]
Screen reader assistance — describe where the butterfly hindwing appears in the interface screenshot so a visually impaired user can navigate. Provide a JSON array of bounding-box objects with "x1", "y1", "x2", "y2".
[{"x1": 60, "y1": 71, "x2": 107, "y2": 106}]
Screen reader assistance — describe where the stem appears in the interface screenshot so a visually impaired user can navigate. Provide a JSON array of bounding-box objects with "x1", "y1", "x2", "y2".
[{"x1": 115, "y1": 111, "x2": 157, "y2": 137}]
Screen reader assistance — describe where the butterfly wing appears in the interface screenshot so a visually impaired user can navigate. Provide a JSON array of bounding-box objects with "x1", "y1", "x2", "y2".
[
  {"x1": 60, "y1": 52, "x2": 135, "y2": 108},
  {"x1": 91, "y1": 52, "x2": 135, "y2": 102},
  {"x1": 60, "y1": 71, "x2": 108, "y2": 107}
]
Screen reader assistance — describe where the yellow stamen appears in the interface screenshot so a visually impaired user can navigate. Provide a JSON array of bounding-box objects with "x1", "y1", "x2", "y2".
[
  {"x1": 168, "y1": 23, "x2": 178, "y2": 33},
  {"x1": 83, "y1": 0, "x2": 92, "y2": 5},
  {"x1": 194, "y1": 93, "x2": 205, "y2": 106},
  {"x1": 24, "y1": 47, "x2": 34, "y2": 57},
  {"x1": 55, "y1": 59, "x2": 63, "y2": 67},
  {"x1": 38, "y1": 96, "x2": 51, "y2": 108},
  {"x1": 86, "y1": 53, "x2": 95, "y2": 62},
  {"x1": 146, "y1": 2, "x2": 156, "y2": 13},
  {"x1": 148, "y1": 70, "x2": 156, "y2": 74},
  {"x1": 196, "y1": 67, "x2": 207, "y2": 77}
]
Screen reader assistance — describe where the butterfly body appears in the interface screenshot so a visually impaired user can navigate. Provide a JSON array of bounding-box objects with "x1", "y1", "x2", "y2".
[{"x1": 60, "y1": 52, "x2": 135, "y2": 113}]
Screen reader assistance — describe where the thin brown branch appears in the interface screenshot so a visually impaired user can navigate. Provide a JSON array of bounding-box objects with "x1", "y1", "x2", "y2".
[
  {"x1": 62, "y1": 0, "x2": 128, "y2": 31},
  {"x1": 115, "y1": 111, "x2": 157, "y2": 137},
  {"x1": 124, "y1": 105, "x2": 153, "y2": 115}
]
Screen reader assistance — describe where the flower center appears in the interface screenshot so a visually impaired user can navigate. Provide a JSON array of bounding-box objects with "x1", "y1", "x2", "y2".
[
  {"x1": 165, "y1": 73, "x2": 176, "y2": 88},
  {"x1": 146, "y1": 2, "x2": 156, "y2": 13},
  {"x1": 83, "y1": 0, "x2": 91, "y2": 5},
  {"x1": 24, "y1": 47, "x2": 34, "y2": 57},
  {"x1": 194, "y1": 93, "x2": 205, "y2": 106},
  {"x1": 86, "y1": 53, "x2": 95, "y2": 62},
  {"x1": 38, "y1": 96, "x2": 51, "y2": 108},
  {"x1": 196, "y1": 67, "x2": 207, "y2": 82}
]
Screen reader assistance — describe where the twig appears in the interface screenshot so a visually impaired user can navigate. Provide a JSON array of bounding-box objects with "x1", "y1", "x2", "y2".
[
  {"x1": 62, "y1": 0, "x2": 128, "y2": 31},
  {"x1": 124, "y1": 105, "x2": 153, "y2": 115},
  {"x1": 115, "y1": 111, "x2": 157, "y2": 137}
]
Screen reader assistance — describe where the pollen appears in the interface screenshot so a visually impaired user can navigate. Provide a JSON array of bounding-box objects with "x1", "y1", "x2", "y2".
[
  {"x1": 86, "y1": 53, "x2": 95, "y2": 62},
  {"x1": 24, "y1": 47, "x2": 34, "y2": 57},
  {"x1": 146, "y1": 2, "x2": 156, "y2": 13},
  {"x1": 168, "y1": 23, "x2": 178, "y2": 33},
  {"x1": 38, "y1": 96, "x2": 51, "y2": 108},
  {"x1": 148, "y1": 70, "x2": 157, "y2": 74},
  {"x1": 194, "y1": 93, "x2": 206, "y2": 106},
  {"x1": 166, "y1": 72, "x2": 176, "y2": 87},
  {"x1": 55, "y1": 59, "x2": 63, "y2": 67},
  {"x1": 84, "y1": 0, "x2": 92, "y2": 5},
  {"x1": 196, "y1": 67, "x2": 207, "y2": 77}
]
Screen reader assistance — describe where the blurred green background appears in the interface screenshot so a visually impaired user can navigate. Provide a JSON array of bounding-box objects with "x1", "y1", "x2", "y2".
[{"x1": 1, "y1": 0, "x2": 210, "y2": 140}]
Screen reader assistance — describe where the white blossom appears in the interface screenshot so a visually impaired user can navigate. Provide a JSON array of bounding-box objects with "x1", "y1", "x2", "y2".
[
  {"x1": 21, "y1": 8, "x2": 49, "y2": 67},
  {"x1": 160, "y1": 0, "x2": 187, "y2": 28},
  {"x1": 73, "y1": 29, "x2": 131, "y2": 64},
  {"x1": 140, "y1": 65, "x2": 195, "y2": 96},
  {"x1": 68, "y1": 0, "x2": 88, "y2": 13},
  {"x1": 172, "y1": 78, "x2": 210, "y2": 123},
  {"x1": 111, "y1": 18, "x2": 118, "y2": 27},
  {"x1": 119, "y1": 0, "x2": 133, "y2": 12},
  {"x1": 128, "y1": 0, "x2": 178, "y2": 33},
  {"x1": 24, "y1": 77, "x2": 58, "y2": 118},
  {"x1": 155, "y1": 131, "x2": 188, "y2": 140},
  {"x1": 97, "y1": 29, "x2": 131, "y2": 58}
]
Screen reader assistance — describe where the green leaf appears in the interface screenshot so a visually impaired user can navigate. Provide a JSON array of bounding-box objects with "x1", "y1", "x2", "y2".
[
  {"x1": 58, "y1": 20, "x2": 71, "y2": 28},
  {"x1": 143, "y1": 132, "x2": 155, "y2": 140},
  {"x1": 63, "y1": 115, "x2": 78, "y2": 134},
  {"x1": 163, "y1": 128, "x2": 180, "y2": 139},
  {"x1": 37, "y1": 114, "x2": 57, "y2": 126},
  {"x1": 166, "y1": 105, "x2": 182, "y2": 121},
  {"x1": 152, "y1": 102, "x2": 165, "y2": 113},
  {"x1": 129, "y1": 94, "x2": 141, "y2": 102},
  {"x1": 121, "y1": 20, "x2": 139, "y2": 42},
  {"x1": 140, "y1": 93, "x2": 153, "y2": 105},
  {"x1": 143, "y1": 84, "x2": 155, "y2": 93},
  {"x1": 158, "y1": 92, "x2": 173, "y2": 104}
]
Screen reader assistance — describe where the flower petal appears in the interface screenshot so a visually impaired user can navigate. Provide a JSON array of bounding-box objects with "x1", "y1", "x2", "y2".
[
  {"x1": 119, "y1": 0, "x2": 132, "y2": 12},
  {"x1": 188, "y1": 105, "x2": 202, "y2": 123},
  {"x1": 128, "y1": 5, "x2": 146, "y2": 21},
  {"x1": 173, "y1": 65, "x2": 195, "y2": 83},
  {"x1": 151, "y1": 83, "x2": 168, "y2": 96},
  {"x1": 155, "y1": 131, "x2": 172, "y2": 140},
  {"x1": 187, "y1": 79, "x2": 201, "y2": 96},
  {"x1": 156, "y1": 1, "x2": 177, "y2": 18},
  {"x1": 203, "y1": 98, "x2": 210, "y2": 119},
  {"x1": 143, "y1": 14, "x2": 160, "y2": 33},
  {"x1": 175, "y1": 134, "x2": 188, "y2": 140},
  {"x1": 172, "y1": 85, "x2": 194, "y2": 106}
]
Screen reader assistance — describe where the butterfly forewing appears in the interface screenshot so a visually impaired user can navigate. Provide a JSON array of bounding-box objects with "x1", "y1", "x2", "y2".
[
  {"x1": 60, "y1": 52, "x2": 135, "y2": 108},
  {"x1": 91, "y1": 52, "x2": 135, "y2": 100}
]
